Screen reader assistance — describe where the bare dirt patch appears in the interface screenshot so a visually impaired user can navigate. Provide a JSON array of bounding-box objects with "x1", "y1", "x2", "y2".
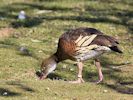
[{"x1": 0, "y1": 28, "x2": 14, "y2": 38}]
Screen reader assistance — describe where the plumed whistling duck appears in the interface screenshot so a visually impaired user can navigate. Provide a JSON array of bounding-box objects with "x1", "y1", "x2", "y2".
[{"x1": 36, "y1": 27, "x2": 122, "y2": 84}]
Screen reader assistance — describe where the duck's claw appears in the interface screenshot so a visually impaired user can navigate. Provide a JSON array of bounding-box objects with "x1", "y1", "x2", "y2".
[{"x1": 69, "y1": 78, "x2": 85, "y2": 84}]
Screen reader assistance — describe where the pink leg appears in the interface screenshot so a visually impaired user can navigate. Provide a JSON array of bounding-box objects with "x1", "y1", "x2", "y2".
[
  {"x1": 94, "y1": 59, "x2": 103, "y2": 84},
  {"x1": 69, "y1": 62, "x2": 85, "y2": 84}
]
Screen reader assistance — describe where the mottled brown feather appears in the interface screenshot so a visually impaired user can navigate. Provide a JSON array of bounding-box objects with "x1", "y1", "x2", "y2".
[
  {"x1": 61, "y1": 27, "x2": 103, "y2": 41},
  {"x1": 90, "y1": 35, "x2": 119, "y2": 47},
  {"x1": 55, "y1": 38, "x2": 76, "y2": 61},
  {"x1": 54, "y1": 27, "x2": 104, "y2": 62}
]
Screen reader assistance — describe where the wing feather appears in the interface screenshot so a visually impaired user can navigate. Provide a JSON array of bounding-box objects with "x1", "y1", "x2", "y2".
[
  {"x1": 75, "y1": 34, "x2": 97, "y2": 47},
  {"x1": 76, "y1": 36, "x2": 90, "y2": 46},
  {"x1": 81, "y1": 35, "x2": 97, "y2": 46}
]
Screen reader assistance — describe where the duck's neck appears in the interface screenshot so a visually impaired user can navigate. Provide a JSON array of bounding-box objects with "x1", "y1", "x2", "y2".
[
  {"x1": 47, "y1": 55, "x2": 57, "y2": 74},
  {"x1": 41, "y1": 54, "x2": 58, "y2": 77},
  {"x1": 53, "y1": 54, "x2": 60, "y2": 63}
]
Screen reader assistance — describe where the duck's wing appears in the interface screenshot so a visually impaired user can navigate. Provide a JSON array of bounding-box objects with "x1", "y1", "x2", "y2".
[
  {"x1": 90, "y1": 35, "x2": 123, "y2": 53},
  {"x1": 75, "y1": 34, "x2": 122, "y2": 55},
  {"x1": 61, "y1": 27, "x2": 103, "y2": 41},
  {"x1": 55, "y1": 28, "x2": 104, "y2": 61},
  {"x1": 55, "y1": 32, "x2": 122, "y2": 62}
]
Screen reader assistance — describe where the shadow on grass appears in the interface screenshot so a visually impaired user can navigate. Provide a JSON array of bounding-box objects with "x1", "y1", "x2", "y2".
[
  {"x1": 95, "y1": 0, "x2": 133, "y2": 6},
  {"x1": 41, "y1": 12, "x2": 132, "y2": 33},
  {"x1": 0, "y1": 3, "x2": 44, "y2": 28},
  {"x1": 47, "y1": 73, "x2": 63, "y2": 80},
  {"x1": 0, "y1": 81, "x2": 35, "y2": 97},
  {"x1": 36, "y1": 70, "x2": 63, "y2": 80},
  {"x1": 11, "y1": 17, "x2": 42, "y2": 28},
  {"x1": 105, "y1": 83, "x2": 133, "y2": 95},
  {"x1": 0, "y1": 39, "x2": 41, "y2": 60},
  {"x1": 83, "y1": 56, "x2": 133, "y2": 95},
  {"x1": 6, "y1": 81, "x2": 35, "y2": 92},
  {"x1": 0, "y1": 1, "x2": 132, "y2": 32},
  {"x1": 0, "y1": 1, "x2": 72, "y2": 28},
  {"x1": 0, "y1": 88, "x2": 21, "y2": 97}
]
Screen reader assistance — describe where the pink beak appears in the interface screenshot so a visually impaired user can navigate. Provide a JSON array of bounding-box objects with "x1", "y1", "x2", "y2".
[
  {"x1": 36, "y1": 71, "x2": 47, "y2": 80},
  {"x1": 39, "y1": 75, "x2": 47, "y2": 80}
]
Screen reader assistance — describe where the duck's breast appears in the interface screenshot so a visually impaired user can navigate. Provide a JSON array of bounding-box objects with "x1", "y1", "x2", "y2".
[{"x1": 74, "y1": 50, "x2": 103, "y2": 61}]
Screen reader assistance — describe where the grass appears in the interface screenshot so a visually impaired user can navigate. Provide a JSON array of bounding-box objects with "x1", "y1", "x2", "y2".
[{"x1": 0, "y1": 0, "x2": 133, "y2": 99}]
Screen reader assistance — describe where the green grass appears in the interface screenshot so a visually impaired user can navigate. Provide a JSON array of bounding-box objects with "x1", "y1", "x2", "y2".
[{"x1": 0, "y1": 0, "x2": 133, "y2": 99}]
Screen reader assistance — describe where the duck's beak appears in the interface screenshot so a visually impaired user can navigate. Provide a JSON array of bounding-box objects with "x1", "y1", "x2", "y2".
[
  {"x1": 39, "y1": 74, "x2": 47, "y2": 80},
  {"x1": 36, "y1": 70, "x2": 47, "y2": 80}
]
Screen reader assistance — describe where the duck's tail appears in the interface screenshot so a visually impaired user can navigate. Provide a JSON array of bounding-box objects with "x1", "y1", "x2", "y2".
[{"x1": 109, "y1": 46, "x2": 123, "y2": 53}]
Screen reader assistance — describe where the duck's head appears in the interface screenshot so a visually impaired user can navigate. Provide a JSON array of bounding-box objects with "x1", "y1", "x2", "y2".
[{"x1": 36, "y1": 55, "x2": 57, "y2": 80}]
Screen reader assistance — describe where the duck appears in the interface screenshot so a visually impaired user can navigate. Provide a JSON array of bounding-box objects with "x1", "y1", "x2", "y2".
[{"x1": 36, "y1": 27, "x2": 123, "y2": 84}]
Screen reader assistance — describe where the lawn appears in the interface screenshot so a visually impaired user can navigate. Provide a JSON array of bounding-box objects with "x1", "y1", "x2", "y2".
[{"x1": 0, "y1": 0, "x2": 133, "y2": 100}]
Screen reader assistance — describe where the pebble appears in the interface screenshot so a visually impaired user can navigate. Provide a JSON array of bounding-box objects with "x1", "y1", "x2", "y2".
[
  {"x1": 62, "y1": 65, "x2": 67, "y2": 69},
  {"x1": 124, "y1": 61, "x2": 130, "y2": 64},
  {"x1": 19, "y1": 46, "x2": 30, "y2": 55},
  {"x1": 72, "y1": 97, "x2": 77, "y2": 100},
  {"x1": 45, "y1": 87, "x2": 50, "y2": 91},
  {"x1": 3, "y1": 92, "x2": 8, "y2": 96},
  {"x1": 103, "y1": 90, "x2": 108, "y2": 93},
  {"x1": 70, "y1": 68, "x2": 74, "y2": 71},
  {"x1": 38, "y1": 50, "x2": 43, "y2": 53},
  {"x1": 0, "y1": 17, "x2": 5, "y2": 20},
  {"x1": 54, "y1": 92, "x2": 58, "y2": 96},
  {"x1": 18, "y1": 10, "x2": 26, "y2": 20},
  {"x1": 54, "y1": 40, "x2": 58, "y2": 43}
]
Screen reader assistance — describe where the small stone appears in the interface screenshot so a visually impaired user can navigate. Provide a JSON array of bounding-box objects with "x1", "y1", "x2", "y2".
[
  {"x1": 103, "y1": 90, "x2": 108, "y2": 93},
  {"x1": 112, "y1": 66, "x2": 117, "y2": 69},
  {"x1": 70, "y1": 68, "x2": 74, "y2": 71},
  {"x1": 124, "y1": 61, "x2": 130, "y2": 64},
  {"x1": 19, "y1": 46, "x2": 30, "y2": 55},
  {"x1": 54, "y1": 92, "x2": 58, "y2": 95},
  {"x1": 35, "y1": 78, "x2": 38, "y2": 81},
  {"x1": 38, "y1": 50, "x2": 43, "y2": 53},
  {"x1": 72, "y1": 97, "x2": 77, "y2": 100},
  {"x1": 62, "y1": 65, "x2": 67, "y2": 69},
  {"x1": 18, "y1": 10, "x2": 26, "y2": 20},
  {"x1": 45, "y1": 87, "x2": 50, "y2": 91},
  {"x1": 0, "y1": 17, "x2": 5, "y2": 20},
  {"x1": 3, "y1": 92, "x2": 8, "y2": 96},
  {"x1": 54, "y1": 40, "x2": 58, "y2": 43}
]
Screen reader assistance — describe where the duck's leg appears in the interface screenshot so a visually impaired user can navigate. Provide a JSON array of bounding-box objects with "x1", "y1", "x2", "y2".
[
  {"x1": 69, "y1": 62, "x2": 85, "y2": 84},
  {"x1": 94, "y1": 59, "x2": 103, "y2": 84}
]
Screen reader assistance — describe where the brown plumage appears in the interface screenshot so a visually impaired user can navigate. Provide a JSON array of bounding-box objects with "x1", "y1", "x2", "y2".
[
  {"x1": 36, "y1": 27, "x2": 122, "y2": 84},
  {"x1": 55, "y1": 27, "x2": 104, "y2": 62}
]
